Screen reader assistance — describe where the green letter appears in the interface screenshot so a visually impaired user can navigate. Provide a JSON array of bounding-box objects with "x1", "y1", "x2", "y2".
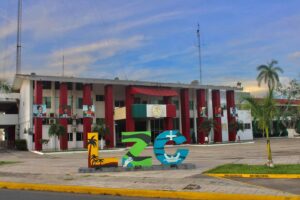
[{"x1": 122, "y1": 131, "x2": 152, "y2": 168}]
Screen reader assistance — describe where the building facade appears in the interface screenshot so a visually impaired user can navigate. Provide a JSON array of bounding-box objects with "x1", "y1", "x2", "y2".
[{"x1": 12, "y1": 74, "x2": 254, "y2": 151}]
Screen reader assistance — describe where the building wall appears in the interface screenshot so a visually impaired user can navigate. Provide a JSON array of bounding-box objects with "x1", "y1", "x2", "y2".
[
  {"x1": 19, "y1": 80, "x2": 33, "y2": 149},
  {"x1": 18, "y1": 80, "x2": 253, "y2": 150},
  {"x1": 237, "y1": 110, "x2": 253, "y2": 141}
]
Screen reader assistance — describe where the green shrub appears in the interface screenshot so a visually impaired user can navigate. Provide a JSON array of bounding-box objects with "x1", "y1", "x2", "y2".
[{"x1": 15, "y1": 139, "x2": 28, "y2": 151}]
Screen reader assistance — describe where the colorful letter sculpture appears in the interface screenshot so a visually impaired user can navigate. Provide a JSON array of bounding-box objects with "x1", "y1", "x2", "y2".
[
  {"x1": 122, "y1": 131, "x2": 152, "y2": 168},
  {"x1": 87, "y1": 133, "x2": 118, "y2": 168},
  {"x1": 153, "y1": 130, "x2": 189, "y2": 165}
]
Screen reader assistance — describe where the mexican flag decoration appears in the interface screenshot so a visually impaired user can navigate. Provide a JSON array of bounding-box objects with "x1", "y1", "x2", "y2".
[{"x1": 132, "y1": 104, "x2": 176, "y2": 119}]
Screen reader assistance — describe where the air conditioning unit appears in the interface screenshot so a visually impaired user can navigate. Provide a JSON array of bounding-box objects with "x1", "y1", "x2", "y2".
[{"x1": 49, "y1": 119, "x2": 56, "y2": 125}]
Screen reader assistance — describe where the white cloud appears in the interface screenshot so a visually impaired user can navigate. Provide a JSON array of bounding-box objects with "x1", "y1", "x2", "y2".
[
  {"x1": 288, "y1": 51, "x2": 300, "y2": 60},
  {"x1": 0, "y1": 21, "x2": 17, "y2": 39}
]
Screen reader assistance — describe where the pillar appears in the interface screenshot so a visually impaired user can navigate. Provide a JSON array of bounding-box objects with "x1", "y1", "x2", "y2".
[
  {"x1": 180, "y1": 89, "x2": 191, "y2": 143},
  {"x1": 226, "y1": 90, "x2": 236, "y2": 142},
  {"x1": 212, "y1": 90, "x2": 222, "y2": 143},
  {"x1": 59, "y1": 83, "x2": 68, "y2": 150},
  {"x1": 105, "y1": 85, "x2": 114, "y2": 148},
  {"x1": 197, "y1": 89, "x2": 206, "y2": 144},
  {"x1": 34, "y1": 81, "x2": 43, "y2": 151},
  {"x1": 125, "y1": 86, "x2": 135, "y2": 132},
  {"x1": 83, "y1": 84, "x2": 92, "y2": 148},
  {"x1": 163, "y1": 96, "x2": 173, "y2": 130}
]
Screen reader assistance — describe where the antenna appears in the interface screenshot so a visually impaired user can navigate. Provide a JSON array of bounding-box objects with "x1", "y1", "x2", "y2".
[
  {"x1": 196, "y1": 23, "x2": 202, "y2": 84},
  {"x1": 16, "y1": 0, "x2": 22, "y2": 74}
]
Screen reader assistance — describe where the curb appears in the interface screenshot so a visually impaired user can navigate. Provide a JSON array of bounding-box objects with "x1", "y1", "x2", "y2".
[
  {"x1": 0, "y1": 181, "x2": 299, "y2": 200},
  {"x1": 205, "y1": 173, "x2": 300, "y2": 179}
]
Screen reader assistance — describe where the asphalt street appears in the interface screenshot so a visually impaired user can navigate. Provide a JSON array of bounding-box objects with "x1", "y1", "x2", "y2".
[
  {"x1": 231, "y1": 178, "x2": 300, "y2": 195},
  {"x1": 0, "y1": 189, "x2": 173, "y2": 200}
]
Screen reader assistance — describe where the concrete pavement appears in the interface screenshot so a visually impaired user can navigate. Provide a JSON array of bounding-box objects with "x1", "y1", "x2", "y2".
[{"x1": 0, "y1": 138, "x2": 299, "y2": 197}]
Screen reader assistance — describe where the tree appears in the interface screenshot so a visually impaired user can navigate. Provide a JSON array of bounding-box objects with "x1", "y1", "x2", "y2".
[
  {"x1": 48, "y1": 123, "x2": 66, "y2": 151},
  {"x1": 0, "y1": 81, "x2": 12, "y2": 93},
  {"x1": 256, "y1": 60, "x2": 283, "y2": 91},
  {"x1": 243, "y1": 90, "x2": 277, "y2": 167},
  {"x1": 276, "y1": 79, "x2": 300, "y2": 132},
  {"x1": 198, "y1": 118, "x2": 216, "y2": 143}
]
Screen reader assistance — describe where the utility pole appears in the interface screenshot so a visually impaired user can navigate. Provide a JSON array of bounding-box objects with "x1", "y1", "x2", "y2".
[
  {"x1": 16, "y1": 0, "x2": 22, "y2": 74},
  {"x1": 196, "y1": 24, "x2": 202, "y2": 84}
]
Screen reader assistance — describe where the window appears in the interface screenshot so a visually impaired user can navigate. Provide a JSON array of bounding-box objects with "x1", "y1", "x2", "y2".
[
  {"x1": 115, "y1": 100, "x2": 125, "y2": 107},
  {"x1": 96, "y1": 95, "x2": 105, "y2": 101},
  {"x1": 244, "y1": 123, "x2": 251, "y2": 129},
  {"x1": 77, "y1": 97, "x2": 83, "y2": 109},
  {"x1": 68, "y1": 133, "x2": 73, "y2": 141},
  {"x1": 173, "y1": 118, "x2": 180, "y2": 130},
  {"x1": 134, "y1": 97, "x2": 141, "y2": 104},
  {"x1": 42, "y1": 81, "x2": 51, "y2": 89},
  {"x1": 76, "y1": 132, "x2": 83, "y2": 141},
  {"x1": 67, "y1": 82, "x2": 73, "y2": 90},
  {"x1": 173, "y1": 100, "x2": 179, "y2": 109},
  {"x1": 43, "y1": 97, "x2": 51, "y2": 109},
  {"x1": 189, "y1": 101, "x2": 194, "y2": 110},
  {"x1": 76, "y1": 83, "x2": 83, "y2": 90}
]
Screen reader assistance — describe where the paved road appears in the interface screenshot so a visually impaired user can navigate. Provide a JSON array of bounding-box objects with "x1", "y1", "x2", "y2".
[
  {"x1": 0, "y1": 189, "x2": 172, "y2": 200},
  {"x1": 0, "y1": 138, "x2": 299, "y2": 196},
  {"x1": 232, "y1": 178, "x2": 300, "y2": 195}
]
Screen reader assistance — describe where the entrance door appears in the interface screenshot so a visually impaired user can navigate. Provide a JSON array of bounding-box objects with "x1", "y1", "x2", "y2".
[{"x1": 150, "y1": 119, "x2": 164, "y2": 143}]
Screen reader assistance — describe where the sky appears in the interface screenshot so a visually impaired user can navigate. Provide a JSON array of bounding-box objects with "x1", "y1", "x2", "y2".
[{"x1": 0, "y1": 0, "x2": 299, "y2": 97}]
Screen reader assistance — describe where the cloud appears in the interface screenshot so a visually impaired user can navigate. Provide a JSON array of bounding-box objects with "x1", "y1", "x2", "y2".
[
  {"x1": 0, "y1": 21, "x2": 17, "y2": 39},
  {"x1": 288, "y1": 51, "x2": 300, "y2": 60}
]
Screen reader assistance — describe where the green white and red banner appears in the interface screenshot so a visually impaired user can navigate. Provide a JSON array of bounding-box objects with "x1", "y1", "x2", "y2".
[{"x1": 132, "y1": 104, "x2": 176, "y2": 118}]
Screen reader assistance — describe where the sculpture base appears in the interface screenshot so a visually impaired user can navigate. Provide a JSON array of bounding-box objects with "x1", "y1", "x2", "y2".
[{"x1": 79, "y1": 163, "x2": 196, "y2": 173}]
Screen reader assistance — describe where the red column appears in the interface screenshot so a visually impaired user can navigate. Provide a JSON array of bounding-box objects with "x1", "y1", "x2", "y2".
[
  {"x1": 197, "y1": 89, "x2": 206, "y2": 144},
  {"x1": 105, "y1": 85, "x2": 114, "y2": 148},
  {"x1": 125, "y1": 86, "x2": 135, "y2": 132},
  {"x1": 180, "y1": 89, "x2": 191, "y2": 143},
  {"x1": 59, "y1": 83, "x2": 68, "y2": 150},
  {"x1": 83, "y1": 84, "x2": 92, "y2": 148},
  {"x1": 212, "y1": 90, "x2": 222, "y2": 143},
  {"x1": 34, "y1": 81, "x2": 43, "y2": 151},
  {"x1": 226, "y1": 90, "x2": 236, "y2": 142},
  {"x1": 163, "y1": 96, "x2": 173, "y2": 130}
]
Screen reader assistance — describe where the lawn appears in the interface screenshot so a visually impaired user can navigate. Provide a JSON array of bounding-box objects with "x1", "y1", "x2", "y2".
[
  {"x1": 204, "y1": 164, "x2": 300, "y2": 174},
  {"x1": 0, "y1": 161, "x2": 20, "y2": 166}
]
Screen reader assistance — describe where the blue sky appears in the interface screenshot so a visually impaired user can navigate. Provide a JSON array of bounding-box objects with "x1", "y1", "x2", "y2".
[{"x1": 0, "y1": 0, "x2": 299, "y2": 96}]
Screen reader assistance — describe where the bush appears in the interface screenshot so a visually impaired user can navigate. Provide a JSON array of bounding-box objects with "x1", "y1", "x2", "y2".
[{"x1": 15, "y1": 139, "x2": 28, "y2": 151}]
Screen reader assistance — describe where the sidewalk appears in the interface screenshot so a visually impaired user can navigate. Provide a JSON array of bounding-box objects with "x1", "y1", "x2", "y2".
[{"x1": 0, "y1": 139, "x2": 299, "y2": 198}]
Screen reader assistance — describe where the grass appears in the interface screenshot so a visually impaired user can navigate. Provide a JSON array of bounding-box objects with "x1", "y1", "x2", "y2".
[
  {"x1": 204, "y1": 164, "x2": 300, "y2": 174},
  {"x1": 0, "y1": 161, "x2": 20, "y2": 166}
]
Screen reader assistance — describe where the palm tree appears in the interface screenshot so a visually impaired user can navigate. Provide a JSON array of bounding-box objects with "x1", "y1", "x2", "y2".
[
  {"x1": 257, "y1": 60, "x2": 283, "y2": 91},
  {"x1": 198, "y1": 118, "x2": 216, "y2": 143},
  {"x1": 87, "y1": 136, "x2": 97, "y2": 167},
  {"x1": 243, "y1": 90, "x2": 277, "y2": 167},
  {"x1": 48, "y1": 123, "x2": 66, "y2": 151}
]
